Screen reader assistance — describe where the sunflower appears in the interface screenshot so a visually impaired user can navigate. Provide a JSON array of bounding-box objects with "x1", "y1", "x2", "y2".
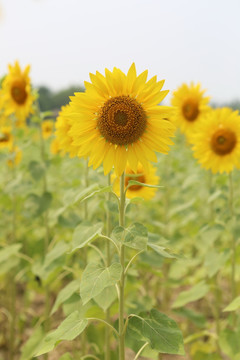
[
  {"x1": 7, "y1": 146, "x2": 22, "y2": 168},
  {"x1": 50, "y1": 138, "x2": 63, "y2": 155},
  {"x1": 0, "y1": 126, "x2": 13, "y2": 149},
  {"x1": 0, "y1": 61, "x2": 35, "y2": 126},
  {"x1": 55, "y1": 105, "x2": 78, "y2": 158},
  {"x1": 61, "y1": 63, "x2": 175, "y2": 176},
  {"x1": 42, "y1": 120, "x2": 54, "y2": 139},
  {"x1": 191, "y1": 108, "x2": 240, "y2": 174},
  {"x1": 171, "y1": 82, "x2": 210, "y2": 137},
  {"x1": 113, "y1": 163, "x2": 159, "y2": 200}
]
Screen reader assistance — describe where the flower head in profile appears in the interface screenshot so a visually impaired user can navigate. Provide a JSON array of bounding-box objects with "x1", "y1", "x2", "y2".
[
  {"x1": 0, "y1": 61, "x2": 35, "y2": 126},
  {"x1": 55, "y1": 105, "x2": 78, "y2": 158},
  {"x1": 58, "y1": 63, "x2": 175, "y2": 176},
  {"x1": 7, "y1": 145, "x2": 22, "y2": 168},
  {"x1": 113, "y1": 163, "x2": 159, "y2": 200},
  {"x1": 42, "y1": 120, "x2": 54, "y2": 139},
  {"x1": 171, "y1": 82, "x2": 210, "y2": 137},
  {"x1": 191, "y1": 108, "x2": 240, "y2": 174},
  {"x1": 0, "y1": 126, "x2": 13, "y2": 149}
]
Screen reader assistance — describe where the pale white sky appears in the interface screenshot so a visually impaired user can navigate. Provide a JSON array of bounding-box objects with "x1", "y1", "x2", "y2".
[{"x1": 1, "y1": 0, "x2": 240, "y2": 103}]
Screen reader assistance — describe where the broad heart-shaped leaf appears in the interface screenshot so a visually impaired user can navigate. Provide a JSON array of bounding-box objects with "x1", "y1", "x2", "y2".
[
  {"x1": 80, "y1": 262, "x2": 122, "y2": 305},
  {"x1": 51, "y1": 280, "x2": 80, "y2": 315},
  {"x1": 223, "y1": 295, "x2": 240, "y2": 312},
  {"x1": 172, "y1": 281, "x2": 209, "y2": 309},
  {"x1": 128, "y1": 309, "x2": 185, "y2": 355},
  {"x1": 0, "y1": 243, "x2": 22, "y2": 263},
  {"x1": 63, "y1": 184, "x2": 112, "y2": 207},
  {"x1": 71, "y1": 221, "x2": 103, "y2": 252},
  {"x1": 111, "y1": 223, "x2": 148, "y2": 250},
  {"x1": 34, "y1": 311, "x2": 88, "y2": 356},
  {"x1": 28, "y1": 160, "x2": 45, "y2": 181},
  {"x1": 94, "y1": 285, "x2": 118, "y2": 312}
]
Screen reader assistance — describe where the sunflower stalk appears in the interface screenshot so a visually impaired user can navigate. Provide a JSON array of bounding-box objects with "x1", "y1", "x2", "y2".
[
  {"x1": 119, "y1": 172, "x2": 126, "y2": 360},
  {"x1": 105, "y1": 173, "x2": 112, "y2": 360}
]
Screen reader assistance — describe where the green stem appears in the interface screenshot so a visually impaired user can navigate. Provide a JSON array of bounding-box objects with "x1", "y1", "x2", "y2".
[
  {"x1": 119, "y1": 172, "x2": 126, "y2": 360},
  {"x1": 84, "y1": 159, "x2": 89, "y2": 220},
  {"x1": 9, "y1": 164, "x2": 17, "y2": 360},
  {"x1": 229, "y1": 173, "x2": 237, "y2": 326},
  {"x1": 39, "y1": 124, "x2": 50, "y2": 360},
  {"x1": 105, "y1": 173, "x2": 111, "y2": 360},
  {"x1": 134, "y1": 342, "x2": 149, "y2": 360}
]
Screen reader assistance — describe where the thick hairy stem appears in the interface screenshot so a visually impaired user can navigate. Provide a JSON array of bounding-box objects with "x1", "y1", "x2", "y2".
[
  {"x1": 119, "y1": 173, "x2": 126, "y2": 360},
  {"x1": 105, "y1": 173, "x2": 111, "y2": 360}
]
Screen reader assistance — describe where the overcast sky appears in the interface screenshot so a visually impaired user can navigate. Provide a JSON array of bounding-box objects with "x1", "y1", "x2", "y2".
[{"x1": 1, "y1": 0, "x2": 240, "y2": 103}]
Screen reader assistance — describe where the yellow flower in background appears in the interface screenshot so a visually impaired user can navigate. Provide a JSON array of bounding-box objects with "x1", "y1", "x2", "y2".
[
  {"x1": 7, "y1": 145, "x2": 22, "y2": 168},
  {"x1": 63, "y1": 63, "x2": 174, "y2": 176},
  {"x1": 171, "y1": 82, "x2": 210, "y2": 137},
  {"x1": 50, "y1": 138, "x2": 63, "y2": 155},
  {"x1": 42, "y1": 120, "x2": 54, "y2": 139},
  {"x1": 191, "y1": 108, "x2": 240, "y2": 174},
  {"x1": 113, "y1": 163, "x2": 159, "y2": 200},
  {"x1": 55, "y1": 105, "x2": 78, "y2": 158},
  {"x1": 0, "y1": 126, "x2": 13, "y2": 149},
  {"x1": 0, "y1": 61, "x2": 35, "y2": 126}
]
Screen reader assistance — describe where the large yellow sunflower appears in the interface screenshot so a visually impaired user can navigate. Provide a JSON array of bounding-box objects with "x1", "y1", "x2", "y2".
[
  {"x1": 191, "y1": 108, "x2": 240, "y2": 174},
  {"x1": 0, "y1": 126, "x2": 13, "y2": 149},
  {"x1": 171, "y1": 82, "x2": 210, "y2": 137},
  {"x1": 0, "y1": 61, "x2": 35, "y2": 126},
  {"x1": 55, "y1": 105, "x2": 78, "y2": 158},
  {"x1": 113, "y1": 163, "x2": 159, "y2": 200},
  {"x1": 61, "y1": 63, "x2": 174, "y2": 176}
]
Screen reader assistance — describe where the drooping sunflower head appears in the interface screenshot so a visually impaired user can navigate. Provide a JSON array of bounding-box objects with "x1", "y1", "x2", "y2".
[
  {"x1": 191, "y1": 108, "x2": 240, "y2": 174},
  {"x1": 171, "y1": 82, "x2": 210, "y2": 137},
  {"x1": 7, "y1": 145, "x2": 22, "y2": 168},
  {"x1": 113, "y1": 163, "x2": 159, "y2": 200},
  {"x1": 0, "y1": 61, "x2": 35, "y2": 126},
  {"x1": 42, "y1": 120, "x2": 54, "y2": 139},
  {"x1": 63, "y1": 63, "x2": 175, "y2": 176},
  {"x1": 55, "y1": 105, "x2": 78, "y2": 158},
  {"x1": 0, "y1": 126, "x2": 13, "y2": 149}
]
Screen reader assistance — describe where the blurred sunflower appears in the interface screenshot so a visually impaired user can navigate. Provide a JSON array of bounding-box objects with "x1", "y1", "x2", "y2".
[
  {"x1": 7, "y1": 145, "x2": 22, "y2": 168},
  {"x1": 50, "y1": 138, "x2": 62, "y2": 155},
  {"x1": 0, "y1": 126, "x2": 13, "y2": 149},
  {"x1": 171, "y1": 82, "x2": 210, "y2": 137},
  {"x1": 113, "y1": 163, "x2": 159, "y2": 200},
  {"x1": 42, "y1": 120, "x2": 54, "y2": 139},
  {"x1": 0, "y1": 61, "x2": 35, "y2": 126},
  {"x1": 191, "y1": 108, "x2": 240, "y2": 174},
  {"x1": 63, "y1": 63, "x2": 174, "y2": 176},
  {"x1": 55, "y1": 105, "x2": 78, "y2": 157}
]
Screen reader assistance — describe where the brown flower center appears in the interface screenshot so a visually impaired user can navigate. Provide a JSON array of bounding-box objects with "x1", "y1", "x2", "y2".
[
  {"x1": 182, "y1": 98, "x2": 199, "y2": 122},
  {"x1": 11, "y1": 80, "x2": 27, "y2": 105},
  {"x1": 125, "y1": 173, "x2": 145, "y2": 191},
  {"x1": 97, "y1": 96, "x2": 147, "y2": 145},
  {"x1": 0, "y1": 133, "x2": 10, "y2": 143},
  {"x1": 211, "y1": 128, "x2": 237, "y2": 156}
]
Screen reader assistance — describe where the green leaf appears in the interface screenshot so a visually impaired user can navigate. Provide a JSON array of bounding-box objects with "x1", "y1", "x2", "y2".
[
  {"x1": 37, "y1": 192, "x2": 52, "y2": 216},
  {"x1": 204, "y1": 249, "x2": 230, "y2": 278},
  {"x1": 80, "y1": 262, "x2": 122, "y2": 305},
  {"x1": 148, "y1": 242, "x2": 177, "y2": 259},
  {"x1": 0, "y1": 244, "x2": 22, "y2": 263},
  {"x1": 208, "y1": 190, "x2": 222, "y2": 203},
  {"x1": 33, "y1": 241, "x2": 69, "y2": 280},
  {"x1": 169, "y1": 199, "x2": 195, "y2": 218},
  {"x1": 28, "y1": 161, "x2": 45, "y2": 181},
  {"x1": 71, "y1": 222, "x2": 103, "y2": 252},
  {"x1": 20, "y1": 326, "x2": 44, "y2": 360},
  {"x1": 128, "y1": 180, "x2": 163, "y2": 189},
  {"x1": 59, "y1": 354, "x2": 74, "y2": 360},
  {"x1": 94, "y1": 285, "x2": 118, "y2": 312},
  {"x1": 219, "y1": 328, "x2": 240, "y2": 359},
  {"x1": 223, "y1": 295, "x2": 240, "y2": 312},
  {"x1": 63, "y1": 184, "x2": 112, "y2": 207},
  {"x1": 128, "y1": 309, "x2": 184, "y2": 355},
  {"x1": 124, "y1": 223, "x2": 148, "y2": 250},
  {"x1": 172, "y1": 281, "x2": 209, "y2": 308},
  {"x1": 51, "y1": 280, "x2": 80, "y2": 315},
  {"x1": 34, "y1": 311, "x2": 88, "y2": 356}
]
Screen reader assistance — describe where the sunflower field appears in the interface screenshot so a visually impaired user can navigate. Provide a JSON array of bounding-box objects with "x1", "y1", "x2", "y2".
[{"x1": 0, "y1": 58, "x2": 240, "y2": 360}]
